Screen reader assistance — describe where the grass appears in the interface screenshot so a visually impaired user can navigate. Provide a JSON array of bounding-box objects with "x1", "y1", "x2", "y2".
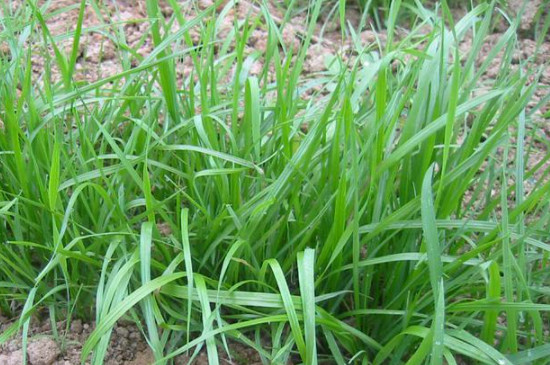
[{"x1": 1, "y1": 0, "x2": 550, "y2": 363}]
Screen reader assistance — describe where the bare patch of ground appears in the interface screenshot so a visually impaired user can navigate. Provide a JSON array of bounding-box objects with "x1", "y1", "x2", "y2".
[{"x1": 0, "y1": 316, "x2": 262, "y2": 365}]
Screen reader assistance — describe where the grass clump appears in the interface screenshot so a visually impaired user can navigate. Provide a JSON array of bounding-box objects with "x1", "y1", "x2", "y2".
[{"x1": 1, "y1": 0, "x2": 550, "y2": 363}]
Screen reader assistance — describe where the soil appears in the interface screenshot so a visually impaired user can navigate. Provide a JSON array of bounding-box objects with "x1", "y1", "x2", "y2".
[
  {"x1": 0, "y1": 0, "x2": 549, "y2": 364},
  {"x1": 0, "y1": 316, "x2": 262, "y2": 364}
]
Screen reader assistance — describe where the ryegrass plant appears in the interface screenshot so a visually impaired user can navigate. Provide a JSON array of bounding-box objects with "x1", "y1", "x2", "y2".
[{"x1": 1, "y1": 0, "x2": 549, "y2": 363}]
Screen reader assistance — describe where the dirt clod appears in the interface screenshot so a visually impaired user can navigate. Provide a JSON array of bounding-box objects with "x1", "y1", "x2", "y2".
[
  {"x1": 126, "y1": 349, "x2": 154, "y2": 365},
  {"x1": 70, "y1": 319, "x2": 83, "y2": 335},
  {"x1": 0, "y1": 350, "x2": 23, "y2": 365},
  {"x1": 115, "y1": 326, "x2": 130, "y2": 338},
  {"x1": 28, "y1": 338, "x2": 60, "y2": 365}
]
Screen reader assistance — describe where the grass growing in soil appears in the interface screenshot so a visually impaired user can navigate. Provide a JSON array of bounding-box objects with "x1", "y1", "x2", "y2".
[{"x1": 1, "y1": 0, "x2": 550, "y2": 363}]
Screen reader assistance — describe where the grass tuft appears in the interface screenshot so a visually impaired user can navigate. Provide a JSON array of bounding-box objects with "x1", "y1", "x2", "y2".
[{"x1": 1, "y1": 0, "x2": 549, "y2": 363}]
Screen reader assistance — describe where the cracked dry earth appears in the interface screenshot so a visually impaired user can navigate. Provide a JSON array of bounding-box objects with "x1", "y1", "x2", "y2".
[{"x1": 1, "y1": 0, "x2": 549, "y2": 364}]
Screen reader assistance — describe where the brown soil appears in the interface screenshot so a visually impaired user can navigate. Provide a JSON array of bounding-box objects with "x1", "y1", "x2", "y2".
[
  {"x1": 0, "y1": 316, "x2": 262, "y2": 365},
  {"x1": 1, "y1": 0, "x2": 351, "y2": 84}
]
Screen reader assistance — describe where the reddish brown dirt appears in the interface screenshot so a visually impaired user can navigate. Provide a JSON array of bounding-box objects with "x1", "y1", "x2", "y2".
[{"x1": 1, "y1": 0, "x2": 352, "y2": 84}]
